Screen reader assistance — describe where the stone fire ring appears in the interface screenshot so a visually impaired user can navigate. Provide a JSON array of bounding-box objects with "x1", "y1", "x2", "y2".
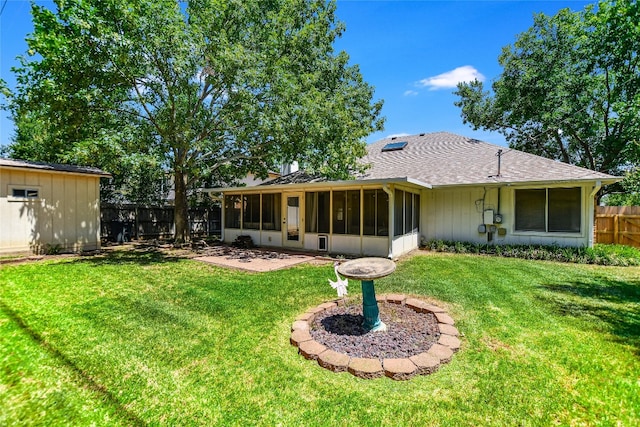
[{"x1": 290, "y1": 294, "x2": 461, "y2": 381}]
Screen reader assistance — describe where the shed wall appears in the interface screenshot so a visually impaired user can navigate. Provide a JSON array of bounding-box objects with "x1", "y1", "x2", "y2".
[{"x1": 0, "y1": 167, "x2": 102, "y2": 254}]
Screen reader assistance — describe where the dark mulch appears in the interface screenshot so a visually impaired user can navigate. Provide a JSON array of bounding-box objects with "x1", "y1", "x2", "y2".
[{"x1": 310, "y1": 302, "x2": 440, "y2": 360}]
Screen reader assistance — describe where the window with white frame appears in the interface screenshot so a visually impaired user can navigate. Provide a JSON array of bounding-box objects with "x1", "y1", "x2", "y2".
[
  {"x1": 8, "y1": 186, "x2": 40, "y2": 201},
  {"x1": 363, "y1": 189, "x2": 389, "y2": 236},
  {"x1": 224, "y1": 195, "x2": 241, "y2": 228},
  {"x1": 242, "y1": 194, "x2": 260, "y2": 230},
  {"x1": 332, "y1": 190, "x2": 361, "y2": 235},
  {"x1": 305, "y1": 191, "x2": 330, "y2": 233},
  {"x1": 394, "y1": 189, "x2": 420, "y2": 236},
  {"x1": 515, "y1": 187, "x2": 581, "y2": 233},
  {"x1": 262, "y1": 193, "x2": 281, "y2": 231}
]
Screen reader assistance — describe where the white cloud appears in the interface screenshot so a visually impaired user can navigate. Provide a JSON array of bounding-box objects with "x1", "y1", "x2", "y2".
[
  {"x1": 418, "y1": 66, "x2": 485, "y2": 90},
  {"x1": 404, "y1": 90, "x2": 418, "y2": 96}
]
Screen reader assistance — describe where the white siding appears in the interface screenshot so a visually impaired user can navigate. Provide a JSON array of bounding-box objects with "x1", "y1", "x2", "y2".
[
  {"x1": 391, "y1": 233, "x2": 419, "y2": 258},
  {"x1": 261, "y1": 231, "x2": 282, "y2": 248},
  {"x1": 331, "y1": 235, "x2": 363, "y2": 256},
  {"x1": 421, "y1": 183, "x2": 596, "y2": 247},
  {"x1": 362, "y1": 236, "x2": 388, "y2": 257}
]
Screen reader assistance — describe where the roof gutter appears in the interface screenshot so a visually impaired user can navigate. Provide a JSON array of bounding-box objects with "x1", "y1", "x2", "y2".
[{"x1": 429, "y1": 177, "x2": 620, "y2": 189}]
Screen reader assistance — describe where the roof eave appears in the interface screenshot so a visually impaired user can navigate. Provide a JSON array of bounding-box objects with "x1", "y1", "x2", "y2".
[
  {"x1": 202, "y1": 175, "x2": 619, "y2": 194},
  {"x1": 0, "y1": 162, "x2": 112, "y2": 178},
  {"x1": 202, "y1": 177, "x2": 433, "y2": 193},
  {"x1": 430, "y1": 177, "x2": 621, "y2": 189}
]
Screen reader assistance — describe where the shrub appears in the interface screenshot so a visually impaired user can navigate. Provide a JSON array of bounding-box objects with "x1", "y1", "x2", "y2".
[{"x1": 421, "y1": 240, "x2": 640, "y2": 266}]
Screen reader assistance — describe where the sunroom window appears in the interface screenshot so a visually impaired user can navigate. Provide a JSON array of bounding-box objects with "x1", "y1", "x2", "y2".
[
  {"x1": 332, "y1": 190, "x2": 360, "y2": 235},
  {"x1": 262, "y1": 193, "x2": 281, "y2": 231},
  {"x1": 242, "y1": 194, "x2": 260, "y2": 230},
  {"x1": 224, "y1": 195, "x2": 241, "y2": 229},
  {"x1": 305, "y1": 191, "x2": 330, "y2": 233},
  {"x1": 363, "y1": 189, "x2": 389, "y2": 236},
  {"x1": 394, "y1": 189, "x2": 420, "y2": 236}
]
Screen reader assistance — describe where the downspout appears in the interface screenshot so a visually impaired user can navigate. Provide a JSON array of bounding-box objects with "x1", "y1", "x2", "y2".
[
  {"x1": 588, "y1": 181, "x2": 602, "y2": 247},
  {"x1": 382, "y1": 184, "x2": 394, "y2": 259}
]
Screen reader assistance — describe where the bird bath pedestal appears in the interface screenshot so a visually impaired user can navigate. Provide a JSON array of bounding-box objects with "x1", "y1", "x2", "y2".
[{"x1": 337, "y1": 257, "x2": 396, "y2": 332}]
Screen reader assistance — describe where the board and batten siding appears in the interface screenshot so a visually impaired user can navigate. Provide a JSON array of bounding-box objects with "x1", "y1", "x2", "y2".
[
  {"x1": 422, "y1": 183, "x2": 596, "y2": 247},
  {"x1": 0, "y1": 167, "x2": 102, "y2": 254}
]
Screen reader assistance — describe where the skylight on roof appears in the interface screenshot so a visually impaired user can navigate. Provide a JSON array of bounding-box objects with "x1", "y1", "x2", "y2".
[{"x1": 381, "y1": 141, "x2": 408, "y2": 152}]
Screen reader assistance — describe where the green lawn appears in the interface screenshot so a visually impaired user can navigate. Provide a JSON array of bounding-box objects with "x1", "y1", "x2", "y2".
[{"x1": 1, "y1": 250, "x2": 638, "y2": 426}]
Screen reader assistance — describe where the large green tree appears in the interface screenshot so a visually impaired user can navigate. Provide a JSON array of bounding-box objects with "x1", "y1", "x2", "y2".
[
  {"x1": 9, "y1": 0, "x2": 383, "y2": 242},
  {"x1": 455, "y1": 0, "x2": 640, "y2": 183}
]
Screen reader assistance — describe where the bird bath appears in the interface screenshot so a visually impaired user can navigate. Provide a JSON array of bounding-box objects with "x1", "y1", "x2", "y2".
[{"x1": 337, "y1": 257, "x2": 396, "y2": 332}]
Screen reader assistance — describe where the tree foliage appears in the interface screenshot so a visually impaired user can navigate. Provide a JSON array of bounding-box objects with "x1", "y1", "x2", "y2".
[
  {"x1": 8, "y1": 0, "x2": 384, "y2": 241},
  {"x1": 605, "y1": 168, "x2": 640, "y2": 205},
  {"x1": 455, "y1": 0, "x2": 640, "y2": 182}
]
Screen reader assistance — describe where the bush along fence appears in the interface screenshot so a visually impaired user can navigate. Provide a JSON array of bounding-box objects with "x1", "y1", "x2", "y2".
[
  {"x1": 421, "y1": 240, "x2": 640, "y2": 266},
  {"x1": 101, "y1": 204, "x2": 221, "y2": 242},
  {"x1": 595, "y1": 206, "x2": 640, "y2": 248}
]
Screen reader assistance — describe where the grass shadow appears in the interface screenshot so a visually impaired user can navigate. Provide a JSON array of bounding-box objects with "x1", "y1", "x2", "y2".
[
  {"x1": 72, "y1": 247, "x2": 185, "y2": 267},
  {"x1": 538, "y1": 278, "x2": 640, "y2": 354},
  {"x1": 0, "y1": 298, "x2": 148, "y2": 426}
]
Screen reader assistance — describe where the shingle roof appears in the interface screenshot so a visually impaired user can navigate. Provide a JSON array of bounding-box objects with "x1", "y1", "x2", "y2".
[
  {"x1": 0, "y1": 158, "x2": 111, "y2": 177},
  {"x1": 359, "y1": 132, "x2": 618, "y2": 186},
  {"x1": 259, "y1": 171, "x2": 327, "y2": 186}
]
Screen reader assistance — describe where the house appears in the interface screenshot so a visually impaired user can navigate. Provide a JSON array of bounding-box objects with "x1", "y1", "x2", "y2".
[
  {"x1": 204, "y1": 132, "x2": 620, "y2": 258},
  {"x1": 0, "y1": 158, "x2": 111, "y2": 254}
]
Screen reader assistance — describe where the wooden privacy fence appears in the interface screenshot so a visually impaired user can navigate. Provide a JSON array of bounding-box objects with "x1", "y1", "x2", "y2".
[
  {"x1": 595, "y1": 206, "x2": 640, "y2": 247},
  {"x1": 101, "y1": 204, "x2": 221, "y2": 242}
]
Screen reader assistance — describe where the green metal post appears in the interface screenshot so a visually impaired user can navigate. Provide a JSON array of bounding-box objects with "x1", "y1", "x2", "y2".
[{"x1": 361, "y1": 280, "x2": 386, "y2": 331}]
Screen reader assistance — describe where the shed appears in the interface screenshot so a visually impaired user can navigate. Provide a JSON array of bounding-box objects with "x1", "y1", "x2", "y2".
[{"x1": 0, "y1": 158, "x2": 111, "y2": 254}]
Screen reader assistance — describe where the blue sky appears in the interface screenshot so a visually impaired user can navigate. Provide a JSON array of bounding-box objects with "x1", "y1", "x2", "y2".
[{"x1": 0, "y1": 0, "x2": 594, "y2": 150}]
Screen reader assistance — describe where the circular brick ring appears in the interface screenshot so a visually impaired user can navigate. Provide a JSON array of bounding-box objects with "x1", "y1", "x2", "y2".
[{"x1": 290, "y1": 294, "x2": 461, "y2": 381}]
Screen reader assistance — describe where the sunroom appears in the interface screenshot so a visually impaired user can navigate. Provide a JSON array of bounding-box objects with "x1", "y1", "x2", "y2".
[{"x1": 212, "y1": 179, "x2": 426, "y2": 258}]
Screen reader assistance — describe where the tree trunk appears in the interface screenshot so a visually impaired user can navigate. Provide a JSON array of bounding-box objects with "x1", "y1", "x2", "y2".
[{"x1": 174, "y1": 168, "x2": 190, "y2": 243}]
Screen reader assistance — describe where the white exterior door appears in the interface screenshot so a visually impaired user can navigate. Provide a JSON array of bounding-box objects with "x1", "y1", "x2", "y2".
[{"x1": 283, "y1": 192, "x2": 304, "y2": 248}]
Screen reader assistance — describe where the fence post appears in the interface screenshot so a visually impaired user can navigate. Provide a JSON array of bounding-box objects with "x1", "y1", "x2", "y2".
[{"x1": 614, "y1": 214, "x2": 619, "y2": 245}]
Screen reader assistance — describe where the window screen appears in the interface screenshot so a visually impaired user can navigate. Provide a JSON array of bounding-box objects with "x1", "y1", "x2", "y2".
[
  {"x1": 515, "y1": 188, "x2": 581, "y2": 233},
  {"x1": 306, "y1": 191, "x2": 330, "y2": 233},
  {"x1": 243, "y1": 194, "x2": 260, "y2": 229},
  {"x1": 515, "y1": 189, "x2": 546, "y2": 231},
  {"x1": 346, "y1": 190, "x2": 360, "y2": 235},
  {"x1": 364, "y1": 189, "x2": 389, "y2": 236},
  {"x1": 404, "y1": 191, "x2": 413, "y2": 234},
  {"x1": 548, "y1": 188, "x2": 581, "y2": 232},
  {"x1": 394, "y1": 190, "x2": 404, "y2": 235},
  {"x1": 377, "y1": 190, "x2": 389, "y2": 236},
  {"x1": 332, "y1": 191, "x2": 346, "y2": 234},
  {"x1": 261, "y1": 193, "x2": 281, "y2": 231},
  {"x1": 224, "y1": 195, "x2": 241, "y2": 229}
]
